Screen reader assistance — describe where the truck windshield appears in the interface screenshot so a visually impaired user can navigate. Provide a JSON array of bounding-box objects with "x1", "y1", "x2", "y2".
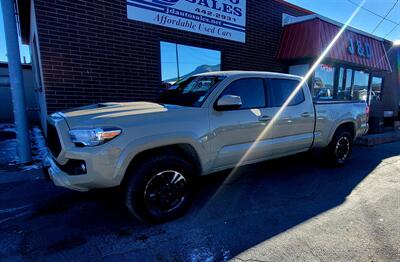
[{"x1": 157, "y1": 76, "x2": 225, "y2": 107}]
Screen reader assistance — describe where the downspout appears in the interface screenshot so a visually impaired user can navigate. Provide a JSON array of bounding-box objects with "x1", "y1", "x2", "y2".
[{"x1": 1, "y1": 0, "x2": 32, "y2": 163}]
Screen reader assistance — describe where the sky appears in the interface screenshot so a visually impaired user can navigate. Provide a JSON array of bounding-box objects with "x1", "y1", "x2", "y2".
[
  {"x1": 0, "y1": 3, "x2": 30, "y2": 63},
  {"x1": 286, "y1": 0, "x2": 400, "y2": 41}
]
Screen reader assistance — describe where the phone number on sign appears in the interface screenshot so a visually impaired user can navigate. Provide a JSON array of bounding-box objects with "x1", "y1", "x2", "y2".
[{"x1": 195, "y1": 8, "x2": 238, "y2": 23}]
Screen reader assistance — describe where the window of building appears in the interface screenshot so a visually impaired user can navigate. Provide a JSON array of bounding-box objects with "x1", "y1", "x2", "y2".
[
  {"x1": 345, "y1": 69, "x2": 353, "y2": 100},
  {"x1": 267, "y1": 79, "x2": 304, "y2": 107},
  {"x1": 353, "y1": 70, "x2": 369, "y2": 102},
  {"x1": 313, "y1": 64, "x2": 335, "y2": 100},
  {"x1": 310, "y1": 63, "x2": 384, "y2": 103},
  {"x1": 371, "y1": 76, "x2": 383, "y2": 101},
  {"x1": 221, "y1": 78, "x2": 266, "y2": 109},
  {"x1": 337, "y1": 67, "x2": 353, "y2": 100},
  {"x1": 160, "y1": 41, "x2": 221, "y2": 84}
]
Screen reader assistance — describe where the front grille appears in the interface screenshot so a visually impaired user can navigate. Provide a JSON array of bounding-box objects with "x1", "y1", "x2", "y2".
[{"x1": 47, "y1": 122, "x2": 62, "y2": 157}]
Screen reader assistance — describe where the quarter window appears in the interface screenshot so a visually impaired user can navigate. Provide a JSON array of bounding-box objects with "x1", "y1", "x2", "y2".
[
  {"x1": 221, "y1": 78, "x2": 266, "y2": 109},
  {"x1": 267, "y1": 79, "x2": 304, "y2": 107}
]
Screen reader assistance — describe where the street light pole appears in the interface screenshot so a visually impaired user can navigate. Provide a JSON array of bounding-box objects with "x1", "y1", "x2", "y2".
[{"x1": 1, "y1": 0, "x2": 32, "y2": 163}]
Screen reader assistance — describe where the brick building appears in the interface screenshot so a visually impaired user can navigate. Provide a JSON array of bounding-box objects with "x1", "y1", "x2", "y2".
[{"x1": 16, "y1": 0, "x2": 399, "y2": 131}]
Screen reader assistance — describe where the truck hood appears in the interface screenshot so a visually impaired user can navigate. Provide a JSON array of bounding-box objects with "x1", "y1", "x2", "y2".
[{"x1": 59, "y1": 102, "x2": 185, "y2": 128}]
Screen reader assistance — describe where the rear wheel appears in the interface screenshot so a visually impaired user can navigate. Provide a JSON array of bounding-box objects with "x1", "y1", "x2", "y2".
[
  {"x1": 125, "y1": 155, "x2": 194, "y2": 223},
  {"x1": 326, "y1": 128, "x2": 353, "y2": 166}
]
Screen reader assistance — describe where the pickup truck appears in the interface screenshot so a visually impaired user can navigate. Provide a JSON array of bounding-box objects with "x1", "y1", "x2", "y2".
[{"x1": 44, "y1": 71, "x2": 369, "y2": 223}]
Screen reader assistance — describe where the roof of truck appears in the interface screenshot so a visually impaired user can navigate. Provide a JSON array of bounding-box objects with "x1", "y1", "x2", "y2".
[{"x1": 195, "y1": 71, "x2": 304, "y2": 80}]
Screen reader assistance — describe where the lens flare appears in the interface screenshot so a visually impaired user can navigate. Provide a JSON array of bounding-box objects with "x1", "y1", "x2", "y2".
[
  {"x1": 227, "y1": 0, "x2": 366, "y2": 179},
  {"x1": 198, "y1": 0, "x2": 367, "y2": 210}
]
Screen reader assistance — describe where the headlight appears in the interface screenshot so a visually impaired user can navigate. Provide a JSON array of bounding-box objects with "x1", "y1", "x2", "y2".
[{"x1": 69, "y1": 127, "x2": 121, "y2": 147}]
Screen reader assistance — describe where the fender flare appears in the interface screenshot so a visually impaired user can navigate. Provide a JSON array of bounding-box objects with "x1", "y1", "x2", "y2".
[
  {"x1": 327, "y1": 119, "x2": 357, "y2": 144},
  {"x1": 111, "y1": 133, "x2": 207, "y2": 184}
]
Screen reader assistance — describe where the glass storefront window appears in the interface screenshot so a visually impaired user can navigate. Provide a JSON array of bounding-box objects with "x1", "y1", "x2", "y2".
[
  {"x1": 345, "y1": 69, "x2": 353, "y2": 100},
  {"x1": 337, "y1": 67, "x2": 344, "y2": 99},
  {"x1": 160, "y1": 42, "x2": 221, "y2": 86},
  {"x1": 311, "y1": 64, "x2": 384, "y2": 103},
  {"x1": 353, "y1": 70, "x2": 369, "y2": 102},
  {"x1": 371, "y1": 76, "x2": 383, "y2": 101},
  {"x1": 313, "y1": 64, "x2": 335, "y2": 100},
  {"x1": 337, "y1": 67, "x2": 353, "y2": 100}
]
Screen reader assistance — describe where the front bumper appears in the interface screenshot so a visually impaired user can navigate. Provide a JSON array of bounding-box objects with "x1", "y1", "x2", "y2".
[
  {"x1": 44, "y1": 156, "x2": 90, "y2": 192},
  {"x1": 45, "y1": 113, "x2": 125, "y2": 191}
]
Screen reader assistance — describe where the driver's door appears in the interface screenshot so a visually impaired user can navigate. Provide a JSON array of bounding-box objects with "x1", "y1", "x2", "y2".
[{"x1": 209, "y1": 78, "x2": 273, "y2": 170}]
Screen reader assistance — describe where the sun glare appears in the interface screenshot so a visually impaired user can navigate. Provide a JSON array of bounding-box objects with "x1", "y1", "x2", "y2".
[{"x1": 206, "y1": 0, "x2": 367, "y2": 193}]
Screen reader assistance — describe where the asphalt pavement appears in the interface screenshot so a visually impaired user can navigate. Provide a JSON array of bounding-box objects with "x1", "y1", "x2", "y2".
[{"x1": 0, "y1": 142, "x2": 399, "y2": 261}]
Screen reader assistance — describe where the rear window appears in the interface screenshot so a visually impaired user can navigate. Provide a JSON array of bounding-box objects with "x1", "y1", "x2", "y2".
[
  {"x1": 267, "y1": 79, "x2": 305, "y2": 107},
  {"x1": 221, "y1": 78, "x2": 266, "y2": 109}
]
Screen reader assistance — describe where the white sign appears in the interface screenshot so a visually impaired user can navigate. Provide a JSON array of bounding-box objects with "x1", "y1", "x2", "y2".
[{"x1": 127, "y1": 0, "x2": 246, "y2": 43}]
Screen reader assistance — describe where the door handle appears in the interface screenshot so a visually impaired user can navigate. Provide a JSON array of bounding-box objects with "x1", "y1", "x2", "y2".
[
  {"x1": 258, "y1": 115, "x2": 272, "y2": 122},
  {"x1": 301, "y1": 112, "x2": 312, "y2": 118}
]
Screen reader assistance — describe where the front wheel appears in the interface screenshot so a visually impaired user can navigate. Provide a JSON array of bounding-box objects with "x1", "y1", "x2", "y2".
[
  {"x1": 125, "y1": 155, "x2": 194, "y2": 223},
  {"x1": 326, "y1": 129, "x2": 353, "y2": 166}
]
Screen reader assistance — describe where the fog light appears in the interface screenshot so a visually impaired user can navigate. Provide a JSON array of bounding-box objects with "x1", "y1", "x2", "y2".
[
  {"x1": 80, "y1": 163, "x2": 86, "y2": 172},
  {"x1": 55, "y1": 159, "x2": 87, "y2": 176}
]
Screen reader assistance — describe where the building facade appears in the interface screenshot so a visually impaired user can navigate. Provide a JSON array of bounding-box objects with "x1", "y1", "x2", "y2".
[{"x1": 16, "y1": 0, "x2": 399, "y2": 131}]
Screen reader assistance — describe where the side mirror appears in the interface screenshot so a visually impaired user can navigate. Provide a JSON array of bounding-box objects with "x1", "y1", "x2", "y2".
[{"x1": 215, "y1": 94, "x2": 242, "y2": 111}]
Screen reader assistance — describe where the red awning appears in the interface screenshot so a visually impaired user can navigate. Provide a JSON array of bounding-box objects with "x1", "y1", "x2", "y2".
[{"x1": 277, "y1": 18, "x2": 391, "y2": 71}]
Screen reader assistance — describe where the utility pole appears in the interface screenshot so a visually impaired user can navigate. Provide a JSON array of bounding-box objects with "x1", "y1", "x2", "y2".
[{"x1": 1, "y1": 0, "x2": 32, "y2": 163}]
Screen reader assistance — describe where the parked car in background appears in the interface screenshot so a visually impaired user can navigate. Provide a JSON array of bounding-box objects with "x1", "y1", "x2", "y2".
[{"x1": 44, "y1": 71, "x2": 369, "y2": 223}]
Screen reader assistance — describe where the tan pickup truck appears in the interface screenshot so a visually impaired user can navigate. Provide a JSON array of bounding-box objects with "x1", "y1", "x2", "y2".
[{"x1": 44, "y1": 71, "x2": 369, "y2": 223}]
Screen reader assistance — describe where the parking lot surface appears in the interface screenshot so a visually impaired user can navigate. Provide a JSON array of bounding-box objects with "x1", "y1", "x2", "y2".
[{"x1": 0, "y1": 142, "x2": 399, "y2": 261}]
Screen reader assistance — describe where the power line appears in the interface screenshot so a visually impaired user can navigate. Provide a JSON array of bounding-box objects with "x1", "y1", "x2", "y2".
[
  {"x1": 384, "y1": 23, "x2": 399, "y2": 38},
  {"x1": 347, "y1": 0, "x2": 399, "y2": 25},
  {"x1": 371, "y1": 0, "x2": 398, "y2": 33},
  {"x1": 347, "y1": 0, "x2": 400, "y2": 39}
]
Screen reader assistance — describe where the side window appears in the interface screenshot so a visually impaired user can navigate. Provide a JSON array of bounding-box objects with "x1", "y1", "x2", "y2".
[
  {"x1": 221, "y1": 78, "x2": 266, "y2": 109},
  {"x1": 267, "y1": 79, "x2": 305, "y2": 107}
]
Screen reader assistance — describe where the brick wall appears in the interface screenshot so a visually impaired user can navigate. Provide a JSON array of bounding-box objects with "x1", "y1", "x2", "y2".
[{"x1": 34, "y1": 0, "x2": 309, "y2": 112}]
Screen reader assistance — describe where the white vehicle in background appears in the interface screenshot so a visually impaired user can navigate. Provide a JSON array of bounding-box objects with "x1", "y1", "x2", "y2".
[{"x1": 44, "y1": 71, "x2": 369, "y2": 223}]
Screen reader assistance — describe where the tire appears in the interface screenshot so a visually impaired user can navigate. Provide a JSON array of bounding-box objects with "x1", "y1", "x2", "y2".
[
  {"x1": 326, "y1": 128, "x2": 353, "y2": 166},
  {"x1": 125, "y1": 155, "x2": 194, "y2": 223}
]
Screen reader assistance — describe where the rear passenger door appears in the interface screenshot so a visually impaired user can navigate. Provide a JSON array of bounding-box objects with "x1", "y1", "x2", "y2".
[{"x1": 263, "y1": 78, "x2": 315, "y2": 156}]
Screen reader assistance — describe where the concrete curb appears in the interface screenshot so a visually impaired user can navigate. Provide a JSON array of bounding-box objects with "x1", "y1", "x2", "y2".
[{"x1": 355, "y1": 130, "x2": 400, "y2": 147}]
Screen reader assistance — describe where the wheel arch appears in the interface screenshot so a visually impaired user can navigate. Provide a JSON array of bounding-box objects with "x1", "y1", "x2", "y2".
[
  {"x1": 330, "y1": 121, "x2": 356, "y2": 143},
  {"x1": 119, "y1": 143, "x2": 203, "y2": 187}
]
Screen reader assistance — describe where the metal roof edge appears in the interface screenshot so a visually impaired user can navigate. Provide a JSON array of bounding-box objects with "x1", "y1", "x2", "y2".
[{"x1": 282, "y1": 13, "x2": 385, "y2": 42}]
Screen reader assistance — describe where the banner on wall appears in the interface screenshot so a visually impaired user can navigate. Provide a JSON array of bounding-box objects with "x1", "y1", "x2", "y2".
[{"x1": 127, "y1": 0, "x2": 246, "y2": 43}]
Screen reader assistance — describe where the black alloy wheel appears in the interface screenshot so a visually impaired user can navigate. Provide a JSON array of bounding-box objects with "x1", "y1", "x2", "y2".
[{"x1": 125, "y1": 155, "x2": 194, "y2": 223}]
